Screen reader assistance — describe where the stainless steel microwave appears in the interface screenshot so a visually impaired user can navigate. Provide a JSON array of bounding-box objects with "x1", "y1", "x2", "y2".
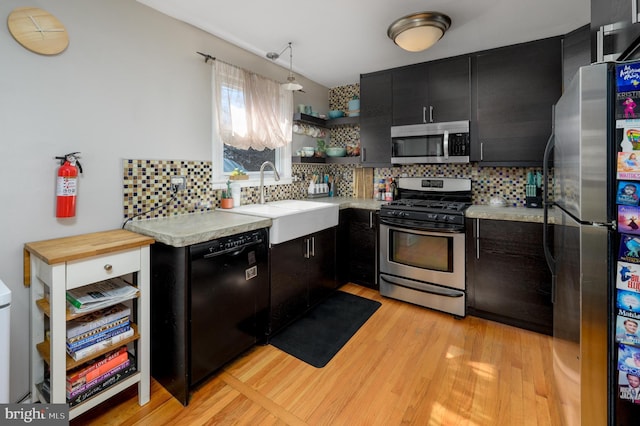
[{"x1": 391, "y1": 120, "x2": 470, "y2": 164}]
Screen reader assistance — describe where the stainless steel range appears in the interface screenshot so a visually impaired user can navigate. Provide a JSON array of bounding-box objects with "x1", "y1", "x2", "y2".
[{"x1": 379, "y1": 177, "x2": 471, "y2": 317}]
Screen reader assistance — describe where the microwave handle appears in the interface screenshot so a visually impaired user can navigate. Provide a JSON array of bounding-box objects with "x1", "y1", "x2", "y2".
[{"x1": 443, "y1": 130, "x2": 449, "y2": 159}]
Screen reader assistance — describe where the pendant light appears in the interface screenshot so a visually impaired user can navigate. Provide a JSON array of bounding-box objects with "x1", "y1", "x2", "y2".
[
  {"x1": 266, "y1": 42, "x2": 303, "y2": 91},
  {"x1": 387, "y1": 12, "x2": 451, "y2": 52}
]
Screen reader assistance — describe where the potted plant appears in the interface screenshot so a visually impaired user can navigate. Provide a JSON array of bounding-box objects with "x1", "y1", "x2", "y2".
[{"x1": 220, "y1": 180, "x2": 234, "y2": 209}]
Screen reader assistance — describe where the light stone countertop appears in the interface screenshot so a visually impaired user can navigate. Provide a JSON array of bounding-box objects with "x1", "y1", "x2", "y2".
[
  {"x1": 125, "y1": 200, "x2": 557, "y2": 247},
  {"x1": 124, "y1": 210, "x2": 272, "y2": 247},
  {"x1": 124, "y1": 197, "x2": 387, "y2": 247},
  {"x1": 466, "y1": 205, "x2": 557, "y2": 224}
]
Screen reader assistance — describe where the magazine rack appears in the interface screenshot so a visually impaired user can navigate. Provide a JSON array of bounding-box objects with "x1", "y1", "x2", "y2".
[{"x1": 24, "y1": 229, "x2": 154, "y2": 420}]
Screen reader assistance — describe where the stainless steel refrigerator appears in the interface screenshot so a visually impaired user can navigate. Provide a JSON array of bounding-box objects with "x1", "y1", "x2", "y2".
[{"x1": 544, "y1": 61, "x2": 640, "y2": 425}]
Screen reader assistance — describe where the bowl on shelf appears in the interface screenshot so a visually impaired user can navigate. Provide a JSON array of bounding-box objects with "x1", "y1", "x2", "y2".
[
  {"x1": 302, "y1": 147, "x2": 316, "y2": 157},
  {"x1": 325, "y1": 147, "x2": 346, "y2": 157},
  {"x1": 328, "y1": 110, "x2": 344, "y2": 119}
]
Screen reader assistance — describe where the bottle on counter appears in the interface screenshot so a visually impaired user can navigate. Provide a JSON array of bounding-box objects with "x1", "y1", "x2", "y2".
[
  {"x1": 378, "y1": 179, "x2": 386, "y2": 201},
  {"x1": 385, "y1": 178, "x2": 393, "y2": 201},
  {"x1": 390, "y1": 178, "x2": 399, "y2": 200}
]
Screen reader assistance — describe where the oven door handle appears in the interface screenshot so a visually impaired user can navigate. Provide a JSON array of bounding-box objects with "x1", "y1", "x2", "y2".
[
  {"x1": 380, "y1": 217, "x2": 464, "y2": 233},
  {"x1": 380, "y1": 274, "x2": 464, "y2": 298}
]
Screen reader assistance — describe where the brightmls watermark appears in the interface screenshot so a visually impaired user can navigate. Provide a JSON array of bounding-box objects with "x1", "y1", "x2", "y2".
[{"x1": 1, "y1": 404, "x2": 68, "y2": 425}]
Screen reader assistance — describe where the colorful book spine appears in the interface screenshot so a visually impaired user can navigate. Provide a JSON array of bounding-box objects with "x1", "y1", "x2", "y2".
[
  {"x1": 67, "y1": 316, "x2": 130, "y2": 344},
  {"x1": 68, "y1": 363, "x2": 137, "y2": 407},
  {"x1": 67, "y1": 328, "x2": 134, "y2": 361},
  {"x1": 67, "y1": 359, "x2": 131, "y2": 399},
  {"x1": 65, "y1": 346, "x2": 128, "y2": 384},
  {"x1": 66, "y1": 321, "x2": 130, "y2": 352},
  {"x1": 66, "y1": 303, "x2": 130, "y2": 339}
]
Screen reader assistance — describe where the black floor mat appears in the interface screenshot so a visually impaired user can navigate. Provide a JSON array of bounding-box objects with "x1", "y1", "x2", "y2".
[{"x1": 269, "y1": 291, "x2": 381, "y2": 368}]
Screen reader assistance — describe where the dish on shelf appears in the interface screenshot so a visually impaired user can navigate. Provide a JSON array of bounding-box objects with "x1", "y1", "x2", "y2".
[
  {"x1": 302, "y1": 147, "x2": 316, "y2": 157},
  {"x1": 325, "y1": 147, "x2": 346, "y2": 157},
  {"x1": 328, "y1": 110, "x2": 344, "y2": 119}
]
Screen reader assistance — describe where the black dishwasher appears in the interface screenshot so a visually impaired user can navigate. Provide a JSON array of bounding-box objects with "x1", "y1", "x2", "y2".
[
  {"x1": 150, "y1": 228, "x2": 269, "y2": 405},
  {"x1": 189, "y1": 229, "x2": 269, "y2": 386}
]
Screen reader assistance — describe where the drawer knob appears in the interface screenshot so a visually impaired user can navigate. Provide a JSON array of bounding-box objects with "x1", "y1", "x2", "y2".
[{"x1": 104, "y1": 264, "x2": 113, "y2": 272}]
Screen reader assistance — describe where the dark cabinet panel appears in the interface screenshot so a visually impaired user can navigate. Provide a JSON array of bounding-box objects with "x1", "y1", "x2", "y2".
[
  {"x1": 308, "y1": 227, "x2": 338, "y2": 306},
  {"x1": 337, "y1": 208, "x2": 378, "y2": 289},
  {"x1": 392, "y1": 63, "x2": 429, "y2": 125},
  {"x1": 392, "y1": 56, "x2": 471, "y2": 126},
  {"x1": 270, "y1": 228, "x2": 337, "y2": 335},
  {"x1": 466, "y1": 218, "x2": 553, "y2": 335},
  {"x1": 270, "y1": 235, "x2": 309, "y2": 335},
  {"x1": 360, "y1": 71, "x2": 392, "y2": 165},
  {"x1": 563, "y1": 25, "x2": 591, "y2": 89},
  {"x1": 471, "y1": 37, "x2": 562, "y2": 166},
  {"x1": 427, "y1": 56, "x2": 471, "y2": 123},
  {"x1": 591, "y1": 0, "x2": 640, "y2": 62}
]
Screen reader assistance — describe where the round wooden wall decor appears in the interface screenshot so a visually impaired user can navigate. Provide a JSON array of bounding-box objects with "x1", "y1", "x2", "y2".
[{"x1": 7, "y1": 7, "x2": 69, "y2": 55}]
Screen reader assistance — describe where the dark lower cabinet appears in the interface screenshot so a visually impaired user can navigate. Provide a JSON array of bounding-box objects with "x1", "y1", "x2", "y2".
[
  {"x1": 466, "y1": 218, "x2": 553, "y2": 335},
  {"x1": 337, "y1": 208, "x2": 378, "y2": 289},
  {"x1": 269, "y1": 227, "x2": 337, "y2": 335}
]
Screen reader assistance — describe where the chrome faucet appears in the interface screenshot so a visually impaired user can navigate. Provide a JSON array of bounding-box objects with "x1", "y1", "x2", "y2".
[{"x1": 259, "y1": 161, "x2": 280, "y2": 204}]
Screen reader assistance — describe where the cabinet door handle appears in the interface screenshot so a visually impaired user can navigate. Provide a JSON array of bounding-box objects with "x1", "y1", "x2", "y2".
[
  {"x1": 480, "y1": 142, "x2": 484, "y2": 161},
  {"x1": 429, "y1": 105, "x2": 434, "y2": 123},
  {"x1": 422, "y1": 106, "x2": 427, "y2": 123},
  {"x1": 304, "y1": 238, "x2": 310, "y2": 259},
  {"x1": 310, "y1": 236, "x2": 315, "y2": 257},
  {"x1": 369, "y1": 211, "x2": 374, "y2": 229},
  {"x1": 361, "y1": 148, "x2": 366, "y2": 162},
  {"x1": 475, "y1": 219, "x2": 480, "y2": 259},
  {"x1": 104, "y1": 264, "x2": 113, "y2": 272},
  {"x1": 633, "y1": 0, "x2": 639, "y2": 24}
]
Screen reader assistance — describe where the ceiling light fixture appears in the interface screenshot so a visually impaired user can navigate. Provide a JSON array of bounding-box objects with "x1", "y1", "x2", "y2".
[
  {"x1": 266, "y1": 42, "x2": 303, "y2": 91},
  {"x1": 387, "y1": 12, "x2": 451, "y2": 52}
]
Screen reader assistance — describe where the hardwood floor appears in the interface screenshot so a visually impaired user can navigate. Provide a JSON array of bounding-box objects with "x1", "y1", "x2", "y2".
[{"x1": 71, "y1": 283, "x2": 564, "y2": 425}]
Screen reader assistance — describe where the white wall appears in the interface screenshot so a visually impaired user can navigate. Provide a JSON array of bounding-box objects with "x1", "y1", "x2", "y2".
[{"x1": 0, "y1": 0, "x2": 328, "y2": 402}]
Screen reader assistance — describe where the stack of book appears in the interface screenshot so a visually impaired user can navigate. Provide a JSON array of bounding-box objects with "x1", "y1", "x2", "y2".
[
  {"x1": 66, "y1": 303, "x2": 133, "y2": 361},
  {"x1": 65, "y1": 346, "x2": 136, "y2": 405},
  {"x1": 66, "y1": 277, "x2": 138, "y2": 314}
]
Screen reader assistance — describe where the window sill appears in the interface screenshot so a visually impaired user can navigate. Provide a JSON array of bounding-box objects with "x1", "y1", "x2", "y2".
[{"x1": 212, "y1": 177, "x2": 293, "y2": 190}]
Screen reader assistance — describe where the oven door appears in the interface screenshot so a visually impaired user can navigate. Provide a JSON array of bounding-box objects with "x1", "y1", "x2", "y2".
[
  {"x1": 379, "y1": 223, "x2": 466, "y2": 316},
  {"x1": 379, "y1": 223, "x2": 465, "y2": 291}
]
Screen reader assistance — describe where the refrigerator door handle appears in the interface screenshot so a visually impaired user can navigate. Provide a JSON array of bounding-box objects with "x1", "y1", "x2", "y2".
[{"x1": 542, "y1": 115, "x2": 557, "y2": 305}]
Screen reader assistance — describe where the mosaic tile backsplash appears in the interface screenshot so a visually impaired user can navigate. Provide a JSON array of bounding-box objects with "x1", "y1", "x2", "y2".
[
  {"x1": 122, "y1": 159, "x2": 550, "y2": 221},
  {"x1": 121, "y1": 83, "x2": 551, "y2": 220}
]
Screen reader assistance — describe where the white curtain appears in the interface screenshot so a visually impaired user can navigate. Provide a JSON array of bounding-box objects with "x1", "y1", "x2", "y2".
[{"x1": 213, "y1": 60, "x2": 293, "y2": 150}]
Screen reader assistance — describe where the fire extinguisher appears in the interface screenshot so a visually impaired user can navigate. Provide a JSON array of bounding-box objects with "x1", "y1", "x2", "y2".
[{"x1": 55, "y1": 152, "x2": 83, "y2": 218}]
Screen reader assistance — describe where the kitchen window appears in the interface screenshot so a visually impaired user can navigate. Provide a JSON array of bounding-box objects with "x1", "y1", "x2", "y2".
[{"x1": 211, "y1": 60, "x2": 293, "y2": 187}]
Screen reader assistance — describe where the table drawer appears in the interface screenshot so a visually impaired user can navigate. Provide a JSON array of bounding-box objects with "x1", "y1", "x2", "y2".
[{"x1": 66, "y1": 248, "x2": 140, "y2": 289}]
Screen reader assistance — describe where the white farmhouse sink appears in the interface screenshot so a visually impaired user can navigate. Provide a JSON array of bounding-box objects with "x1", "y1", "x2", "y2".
[{"x1": 223, "y1": 200, "x2": 338, "y2": 244}]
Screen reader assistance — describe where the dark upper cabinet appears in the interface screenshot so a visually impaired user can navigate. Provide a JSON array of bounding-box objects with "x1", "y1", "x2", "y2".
[
  {"x1": 392, "y1": 55, "x2": 471, "y2": 125},
  {"x1": 563, "y1": 24, "x2": 591, "y2": 89},
  {"x1": 470, "y1": 37, "x2": 562, "y2": 166},
  {"x1": 360, "y1": 70, "x2": 392, "y2": 165},
  {"x1": 591, "y1": 0, "x2": 640, "y2": 62}
]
